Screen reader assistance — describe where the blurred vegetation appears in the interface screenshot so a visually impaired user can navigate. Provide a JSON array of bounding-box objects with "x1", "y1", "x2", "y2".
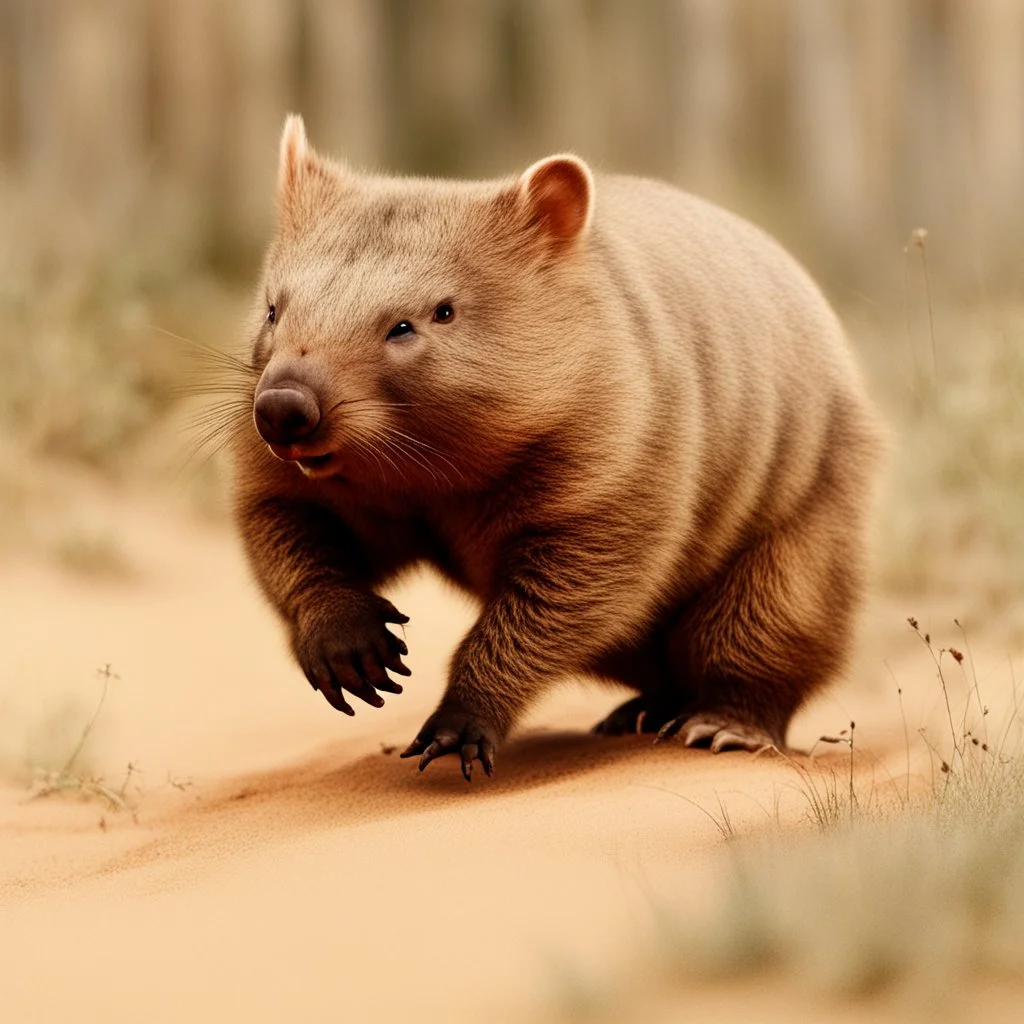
[
  {"x1": 573, "y1": 632, "x2": 1024, "y2": 1017},
  {"x1": 0, "y1": 0, "x2": 1021, "y2": 621}
]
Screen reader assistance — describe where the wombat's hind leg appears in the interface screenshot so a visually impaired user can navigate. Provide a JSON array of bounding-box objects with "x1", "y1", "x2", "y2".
[
  {"x1": 655, "y1": 711, "x2": 778, "y2": 753},
  {"x1": 589, "y1": 642, "x2": 692, "y2": 736},
  {"x1": 660, "y1": 478, "x2": 867, "y2": 756},
  {"x1": 592, "y1": 695, "x2": 686, "y2": 736}
]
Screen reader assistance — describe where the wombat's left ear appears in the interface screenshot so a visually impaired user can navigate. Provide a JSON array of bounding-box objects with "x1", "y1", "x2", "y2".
[
  {"x1": 518, "y1": 155, "x2": 594, "y2": 246},
  {"x1": 278, "y1": 113, "x2": 311, "y2": 202}
]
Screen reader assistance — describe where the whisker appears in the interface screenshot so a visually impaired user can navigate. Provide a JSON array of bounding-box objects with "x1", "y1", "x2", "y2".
[
  {"x1": 378, "y1": 431, "x2": 448, "y2": 488},
  {"x1": 380, "y1": 426, "x2": 460, "y2": 485},
  {"x1": 375, "y1": 434, "x2": 425, "y2": 485},
  {"x1": 385, "y1": 428, "x2": 458, "y2": 470},
  {"x1": 170, "y1": 380, "x2": 256, "y2": 399},
  {"x1": 352, "y1": 433, "x2": 403, "y2": 486},
  {"x1": 180, "y1": 398, "x2": 251, "y2": 426},
  {"x1": 380, "y1": 430, "x2": 452, "y2": 489},
  {"x1": 148, "y1": 325, "x2": 258, "y2": 376},
  {"x1": 176, "y1": 432, "x2": 237, "y2": 483},
  {"x1": 177, "y1": 423, "x2": 238, "y2": 480},
  {"x1": 182, "y1": 397, "x2": 251, "y2": 418},
  {"x1": 321, "y1": 397, "x2": 416, "y2": 418},
  {"x1": 180, "y1": 410, "x2": 250, "y2": 437}
]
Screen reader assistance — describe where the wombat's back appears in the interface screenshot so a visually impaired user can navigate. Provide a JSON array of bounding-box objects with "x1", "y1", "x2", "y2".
[{"x1": 585, "y1": 173, "x2": 883, "y2": 574}]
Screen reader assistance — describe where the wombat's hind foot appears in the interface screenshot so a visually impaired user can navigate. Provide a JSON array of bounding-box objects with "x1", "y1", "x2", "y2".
[
  {"x1": 592, "y1": 695, "x2": 685, "y2": 737},
  {"x1": 655, "y1": 712, "x2": 779, "y2": 754}
]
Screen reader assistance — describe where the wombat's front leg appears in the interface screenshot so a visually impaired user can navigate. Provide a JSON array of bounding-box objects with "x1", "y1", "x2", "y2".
[
  {"x1": 401, "y1": 528, "x2": 639, "y2": 780},
  {"x1": 238, "y1": 496, "x2": 411, "y2": 713}
]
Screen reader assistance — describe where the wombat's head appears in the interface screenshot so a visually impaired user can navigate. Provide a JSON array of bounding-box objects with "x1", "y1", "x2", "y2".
[{"x1": 248, "y1": 114, "x2": 594, "y2": 490}]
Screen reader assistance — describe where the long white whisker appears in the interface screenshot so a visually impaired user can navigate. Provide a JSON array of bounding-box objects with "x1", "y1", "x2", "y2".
[
  {"x1": 149, "y1": 325, "x2": 257, "y2": 376},
  {"x1": 357, "y1": 434, "x2": 406, "y2": 486},
  {"x1": 383, "y1": 427, "x2": 462, "y2": 481},
  {"x1": 380, "y1": 427, "x2": 458, "y2": 486},
  {"x1": 379, "y1": 431, "x2": 449, "y2": 488}
]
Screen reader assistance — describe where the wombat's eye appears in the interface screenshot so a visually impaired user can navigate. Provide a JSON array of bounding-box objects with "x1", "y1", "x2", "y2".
[
  {"x1": 386, "y1": 320, "x2": 415, "y2": 341},
  {"x1": 433, "y1": 303, "x2": 455, "y2": 324},
  {"x1": 267, "y1": 304, "x2": 276, "y2": 325}
]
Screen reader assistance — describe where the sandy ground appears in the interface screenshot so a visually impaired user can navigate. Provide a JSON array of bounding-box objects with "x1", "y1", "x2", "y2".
[{"x1": 1, "y1": 488, "x2": 1020, "y2": 1022}]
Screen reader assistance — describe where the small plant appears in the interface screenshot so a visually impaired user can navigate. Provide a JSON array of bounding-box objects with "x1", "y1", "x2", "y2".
[{"x1": 28, "y1": 664, "x2": 141, "y2": 811}]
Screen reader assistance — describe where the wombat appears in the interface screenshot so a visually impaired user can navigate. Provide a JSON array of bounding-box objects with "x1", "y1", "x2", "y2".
[{"x1": 230, "y1": 114, "x2": 883, "y2": 780}]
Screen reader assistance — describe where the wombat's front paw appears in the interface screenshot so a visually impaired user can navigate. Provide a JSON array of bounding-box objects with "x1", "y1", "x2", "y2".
[
  {"x1": 400, "y1": 704, "x2": 500, "y2": 781},
  {"x1": 293, "y1": 594, "x2": 410, "y2": 715}
]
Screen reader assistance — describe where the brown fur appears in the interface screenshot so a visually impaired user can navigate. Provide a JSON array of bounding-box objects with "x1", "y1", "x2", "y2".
[{"x1": 228, "y1": 114, "x2": 884, "y2": 779}]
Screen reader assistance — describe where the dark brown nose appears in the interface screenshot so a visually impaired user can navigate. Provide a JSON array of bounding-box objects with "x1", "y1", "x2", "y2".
[{"x1": 254, "y1": 383, "x2": 321, "y2": 446}]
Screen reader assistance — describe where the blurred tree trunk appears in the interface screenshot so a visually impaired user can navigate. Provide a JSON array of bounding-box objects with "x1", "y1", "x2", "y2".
[
  {"x1": 22, "y1": 0, "x2": 147, "y2": 201},
  {"x1": 851, "y1": 0, "x2": 908, "y2": 247},
  {"x1": 788, "y1": 0, "x2": 869, "y2": 257},
  {"x1": 949, "y1": 0, "x2": 1024, "y2": 278},
  {"x1": 219, "y1": 0, "x2": 299, "y2": 247},
  {"x1": 596, "y1": 0, "x2": 665, "y2": 176},
  {"x1": 304, "y1": 0, "x2": 386, "y2": 170},
  {"x1": 519, "y1": 0, "x2": 602, "y2": 160},
  {"x1": 397, "y1": 0, "x2": 504, "y2": 174},
  {"x1": 669, "y1": 0, "x2": 740, "y2": 199},
  {"x1": 149, "y1": 0, "x2": 226, "y2": 198},
  {"x1": 0, "y1": 0, "x2": 18, "y2": 163}
]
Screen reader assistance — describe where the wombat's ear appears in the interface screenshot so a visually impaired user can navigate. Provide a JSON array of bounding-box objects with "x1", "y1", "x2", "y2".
[
  {"x1": 278, "y1": 114, "x2": 311, "y2": 203},
  {"x1": 518, "y1": 155, "x2": 594, "y2": 247}
]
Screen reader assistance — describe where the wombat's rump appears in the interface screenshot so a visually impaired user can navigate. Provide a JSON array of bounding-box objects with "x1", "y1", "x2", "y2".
[{"x1": 231, "y1": 115, "x2": 883, "y2": 780}]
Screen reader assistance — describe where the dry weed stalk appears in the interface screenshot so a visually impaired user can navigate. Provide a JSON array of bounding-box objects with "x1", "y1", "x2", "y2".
[{"x1": 28, "y1": 664, "x2": 142, "y2": 812}]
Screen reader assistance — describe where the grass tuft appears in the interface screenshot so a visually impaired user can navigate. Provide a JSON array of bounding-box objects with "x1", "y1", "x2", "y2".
[{"x1": 654, "y1": 616, "x2": 1024, "y2": 1005}]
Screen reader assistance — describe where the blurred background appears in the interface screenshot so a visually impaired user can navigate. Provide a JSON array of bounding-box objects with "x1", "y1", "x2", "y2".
[{"x1": 0, "y1": 0, "x2": 1021, "y2": 634}]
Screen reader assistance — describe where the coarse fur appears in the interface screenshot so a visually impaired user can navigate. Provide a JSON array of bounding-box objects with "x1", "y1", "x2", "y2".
[{"x1": 226, "y1": 114, "x2": 884, "y2": 780}]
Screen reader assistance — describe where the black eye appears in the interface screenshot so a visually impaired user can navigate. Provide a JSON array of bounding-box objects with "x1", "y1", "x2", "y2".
[
  {"x1": 386, "y1": 320, "x2": 415, "y2": 341},
  {"x1": 433, "y1": 303, "x2": 455, "y2": 324},
  {"x1": 267, "y1": 304, "x2": 276, "y2": 325}
]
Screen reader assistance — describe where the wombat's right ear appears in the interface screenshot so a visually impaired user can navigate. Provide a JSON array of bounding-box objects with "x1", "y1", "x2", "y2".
[{"x1": 517, "y1": 155, "x2": 594, "y2": 248}]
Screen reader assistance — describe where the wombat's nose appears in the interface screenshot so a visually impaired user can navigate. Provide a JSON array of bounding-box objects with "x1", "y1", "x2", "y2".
[{"x1": 253, "y1": 384, "x2": 321, "y2": 446}]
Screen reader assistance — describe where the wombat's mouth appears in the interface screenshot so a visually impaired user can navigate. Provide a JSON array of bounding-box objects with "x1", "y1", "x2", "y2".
[
  {"x1": 296, "y1": 453, "x2": 338, "y2": 477},
  {"x1": 267, "y1": 444, "x2": 342, "y2": 479}
]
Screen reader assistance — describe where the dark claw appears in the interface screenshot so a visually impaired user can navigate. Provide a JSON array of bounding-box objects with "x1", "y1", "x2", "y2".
[
  {"x1": 460, "y1": 743, "x2": 478, "y2": 782},
  {"x1": 386, "y1": 631, "x2": 409, "y2": 657},
  {"x1": 418, "y1": 741, "x2": 446, "y2": 771},
  {"x1": 334, "y1": 661, "x2": 384, "y2": 708},
  {"x1": 479, "y1": 738, "x2": 496, "y2": 777},
  {"x1": 319, "y1": 681, "x2": 355, "y2": 716},
  {"x1": 354, "y1": 651, "x2": 396, "y2": 695},
  {"x1": 376, "y1": 638, "x2": 411, "y2": 679},
  {"x1": 654, "y1": 716, "x2": 685, "y2": 743},
  {"x1": 382, "y1": 605, "x2": 410, "y2": 625}
]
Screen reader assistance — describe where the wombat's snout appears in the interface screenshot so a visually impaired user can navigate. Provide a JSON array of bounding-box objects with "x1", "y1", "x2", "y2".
[{"x1": 254, "y1": 383, "x2": 321, "y2": 446}]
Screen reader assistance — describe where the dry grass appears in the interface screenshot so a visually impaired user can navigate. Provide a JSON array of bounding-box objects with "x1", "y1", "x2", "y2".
[
  {"x1": 581, "y1": 623, "x2": 1024, "y2": 1017},
  {"x1": 0, "y1": 183, "x2": 245, "y2": 473},
  {"x1": 16, "y1": 665, "x2": 143, "y2": 812},
  {"x1": 851, "y1": 250, "x2": 1024, "y2": 634}
]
